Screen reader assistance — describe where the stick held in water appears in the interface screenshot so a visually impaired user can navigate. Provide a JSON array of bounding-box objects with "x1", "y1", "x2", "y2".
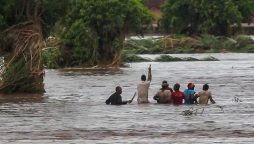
[{"x1": 130, "y1": 92, "x2": 136, "y2": 103}]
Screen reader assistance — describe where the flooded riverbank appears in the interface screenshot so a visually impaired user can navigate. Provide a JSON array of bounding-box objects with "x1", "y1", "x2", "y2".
[{"x1": 0, "y1": 53, "x2": 254, "y2": 143}]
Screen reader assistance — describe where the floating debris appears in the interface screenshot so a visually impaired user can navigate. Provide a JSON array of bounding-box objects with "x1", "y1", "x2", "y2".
[
  {"x1": 182, "y1": 105, "x2": 224, "y2": 116},
  {"x1": 233, "y1": 96, "x2": 242, "y2": 103},
  {"x1": 182, "y1": 110, "x2": 194, "y2": 116}
]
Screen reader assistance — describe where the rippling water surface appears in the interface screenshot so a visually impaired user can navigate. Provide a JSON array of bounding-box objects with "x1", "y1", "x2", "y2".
[{"x1": 0, "y1": 53, "x2": 254, "y2": 144}]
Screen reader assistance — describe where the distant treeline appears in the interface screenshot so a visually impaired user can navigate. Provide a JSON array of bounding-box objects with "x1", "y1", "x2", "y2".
[{"x1": 1, "y1": 0, "x2": 254, "y2": 68}]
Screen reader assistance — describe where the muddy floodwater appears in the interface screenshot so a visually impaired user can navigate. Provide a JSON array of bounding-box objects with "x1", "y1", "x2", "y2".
[{"x1": 0, "y1": 53, "x2": 254, "y2": 143}]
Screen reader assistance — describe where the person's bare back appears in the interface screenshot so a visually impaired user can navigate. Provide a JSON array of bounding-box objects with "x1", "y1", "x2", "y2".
[{"x1": 137, "y1": 65, "x2": 152, "y2": 104}]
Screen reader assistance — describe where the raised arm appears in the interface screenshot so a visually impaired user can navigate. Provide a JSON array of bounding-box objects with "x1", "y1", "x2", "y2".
[{"x1": 147, "y1": 64, "x2": 152, "y2": 81}]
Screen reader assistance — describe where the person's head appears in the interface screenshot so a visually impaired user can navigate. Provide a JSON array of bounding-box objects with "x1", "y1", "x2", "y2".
[
  {"x1": 174, "y1": 83, "x2": 180, "y2": 91},
  {"x1": 115, "y1": 86, "x2": 122, "y2": 94},
  {"x1": 203, "y1": 84, "x2": 209, "y2": 91},
  {"x1": 187, "y1": 82, "x2": 195, "y2": 90},
  {"x1": 141, "y1": 74, "x2": 146, "y2": 81},
  {"x1": 161, "y1": 80, "x2": 169, "y2": 89}
]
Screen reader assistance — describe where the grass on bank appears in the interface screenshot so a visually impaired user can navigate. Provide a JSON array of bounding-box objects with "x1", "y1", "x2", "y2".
[
  {"x1": 124, "y1": 34, "x2": 254, "y2": 54},
  {"x1": 42, "y1": 34, "x2": 253, "y2": 67}
]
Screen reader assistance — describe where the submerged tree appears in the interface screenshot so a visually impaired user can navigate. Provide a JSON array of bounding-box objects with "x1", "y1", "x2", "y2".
[
  {"x1": 161, "y1": 0, "x2": 254, "y2": 35},
  {"x1": 0, "y1": 0, "x2": 69, "y2": 94},
  {"x1": 62, "y1": 0, "x2": 153, "y2": 66}
]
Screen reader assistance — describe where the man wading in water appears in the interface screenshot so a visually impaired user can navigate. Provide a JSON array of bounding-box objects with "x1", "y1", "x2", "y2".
[
  {"x1": 153, "y1": 80, "x2": 172, "y2": 104},
  {"x1": 184, "y1": 83, "x2": 198, "y2": 104},
  {"x1": 106, "y1": 86, "x2": 132, "y2": 105},
  {"x1": 137, "y1": 64, "x2": 152, "y2": 104},
  {"x1": 196, "y1": 84, "x2": 215, "y2": 104}
]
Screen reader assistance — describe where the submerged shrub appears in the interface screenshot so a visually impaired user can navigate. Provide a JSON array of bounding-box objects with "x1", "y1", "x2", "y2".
[
  {"x1": 155, "y1": 55, "x2": 219, "y2": 62},
  {"x1": 200, "y1": 56, "x2": 219, "y2": 61},
  {"x1": 182, "y1": 110, "x2": 194, "y2": 116},
  {"x1": 122, "y1": 53, "x2": 151, "y2": 62},
  {"x1": 155, "y1": 55, "x2": 182, "y2": 62},
  {"x1": 182, "y1": 57, "x2": 199, "y2": 61}
]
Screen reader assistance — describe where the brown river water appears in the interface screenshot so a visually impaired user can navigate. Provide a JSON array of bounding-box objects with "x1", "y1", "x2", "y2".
[{"x1": 0, "y1": 53, "x2": 254, "y2": 143}]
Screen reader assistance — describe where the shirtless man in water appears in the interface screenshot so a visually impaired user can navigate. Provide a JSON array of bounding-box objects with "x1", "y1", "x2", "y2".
[
  {"x1": 196, "y1": 84, "x2": 215, "y2": 104},
  {"x1": 153, "y1": 80, "x2": 172, "y2": 104},
  {"x1": 137, "y1": 65, "x2": 152, "y2": 104}
]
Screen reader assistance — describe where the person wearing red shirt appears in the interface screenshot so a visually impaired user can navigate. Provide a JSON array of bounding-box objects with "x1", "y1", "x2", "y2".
[{"x1": 172, "y1": 83, "x2": 184, "y2": 105}]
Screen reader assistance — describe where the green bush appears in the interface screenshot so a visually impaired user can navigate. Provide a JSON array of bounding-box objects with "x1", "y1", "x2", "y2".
[
  {"x1": 234, "y1": 35, "x2": 254, "y2": 48},
  {"x1": 221, "y1": 37, "x2": 237, "y2": 49},
  {"x1": 62, "y1": 20, "x2": 98, "y2": 66},
  {"x1": 42, "y1": 47, "x2": 63, "y2": 69},
  {"x1": 61, "y1": 0, "x2": 152, "y2": 66},
  {"x1": 124, "y1": 39, "x2": 163, "y2": 54},
  {"x1": 0, "y1": 15, "x2": 4, "y2": 27},
  {"x1": 240, "y1": 45, "x2": 254, "y2": 52},
  {"x1": 200, "y1": 34, "x2": 222, "y2": 50},
  {"x1": 200, "y1": 34, "x2": 239, "y2": 52}
]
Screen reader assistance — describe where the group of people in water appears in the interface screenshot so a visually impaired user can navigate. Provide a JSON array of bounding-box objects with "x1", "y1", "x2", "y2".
[{"x1": 106, "y1": 65, "x2": 215, "y2": 105}]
